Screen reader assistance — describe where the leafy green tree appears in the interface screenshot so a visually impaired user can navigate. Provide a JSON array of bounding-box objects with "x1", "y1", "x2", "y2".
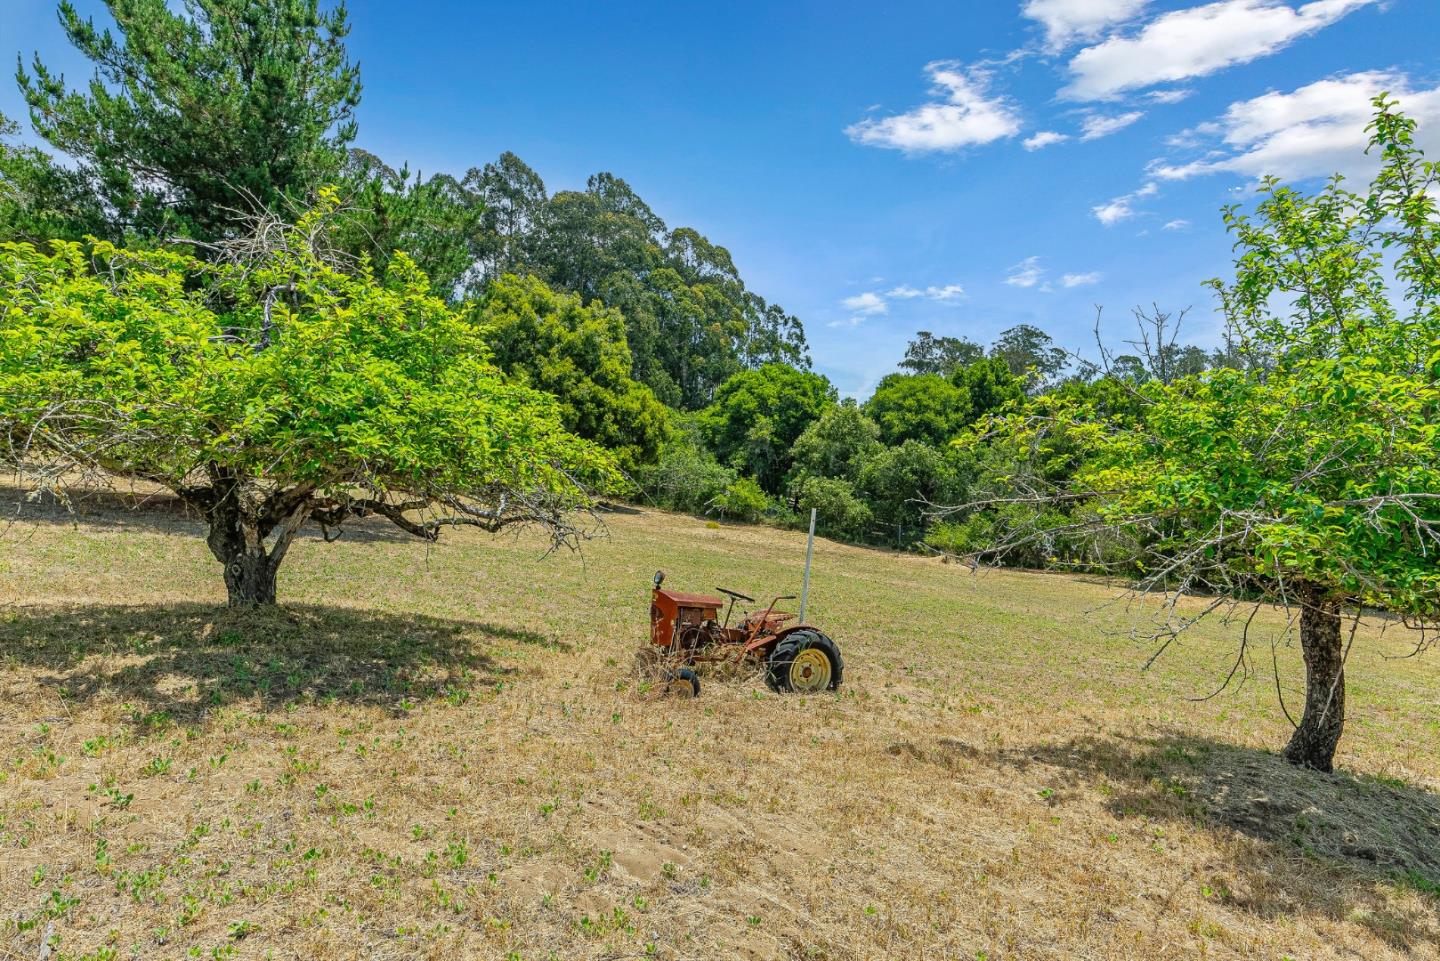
[
  {"x1": 951, "y1": 356, "x2": 1025, "y2": 422},
  {"x1": 1108, "y1": 355, "x2": 1150, "y2": 384},
  {"x1": 334, "y1": 149, "x2": 484, "y2": 299},
  {"x1": 0, "y1": 111, "x2": 107, "y2": 242},
  {"x1": 937, "y1": 410, "x2": 1117, "y2": 569},
  {"x1": 708, "y1": 476, "x2": 771, "y2": 523},
  {"x1": 636, "y1": 417, "x2": 736, "y2": 516},
  {"x1": 788, "y1": 401, "x2": 883, "y2": 483},
  {"x1": 944, "y1": 99, "x2": 1440, "y2": 772},
  {"x1": 1047, "y1": 374, "x2": 1147, "y2": 425},
  {"x1": 788, "y1": 474, "x2": 872, "y2": 540},
  {"x1": 1162, "y1": 344, "x2": 1212, "y2": 380},
  {"x1": 864, "y1": 373, "x2": 971, "y2": 447},
  {"x1": 743, "y1": 296, "x2": 810, "y2": 372},
  {"x1": 18, "y1": 0, "x2": 361, "y2": 241},
  {"x1": 476, "y1": 274, "x2": 671, "y2": 473},
  {"x1": 529, "y1": 181, "x2": 651, "y2": 305},
  {"x1": 899, "y1": 331, "x2": 984, "y2": 376},
  {"x1": 990, "y1": 324, "x2": 1069, "y2": 392},
  {"x1": 698, "y1": 363, "x2": 835, "y2": 492},
  {"x1": 517, "y1": 170, "x2": 808, "y2": 407},
  {"x1": 858, "y1": 440, "x2": 962, "y2": 541},
  {"x1": 0, "y1": 199, "x2": 617, "y2": 606}
]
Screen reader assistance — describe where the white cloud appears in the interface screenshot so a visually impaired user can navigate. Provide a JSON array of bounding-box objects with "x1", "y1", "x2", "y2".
[
  {"x1": 838, "y1": 283, "x2": 967, "y2": 325},
  {"x1": 847, "y1": 61, "x2": 1022, "y2": 152},
  {"x1": 1004, "y1": 256, "x2": 1046, "y2": 288},
  {"x1": 1062, "y1": 271, "x2": 1103, "y2": 287},
  {"x1": 1080, "y1": 111, "x2": 1145, "y2": 140},
  {"x1": 886, "y1": 283, "x2": 966, "y2": 301},
  {"x1": 1147, "y1": 88, "x2": 1194, "y2": 104},
  {"x1": 1023, "y1": 130, "x2": 1070, "y2": 150},
  {"x1": 841, "y1": 291, "x2": 888, "y2": 315},
  {"x1": 1023, "y1": 0, "x2": 1150, "y2": 51},
  {"x1": 1062, "y1": 0, "x2": 1378, "y2": 101},
  {"x1": 1163, "y1": 218, "x2": 1191, "y2": 230},
  {"x1": 926, "y1": 284, "x2": 966, "y2": 301},
  {"x1": 1093, "y1": 197, "x2": 1137, "y2": 225},
  {"x1": 1151, "y1": 71, "x2": 1440, "y2": 182},
  {"x1": 1092, "y1": 182, "x2": 1157, "y2": 225}
]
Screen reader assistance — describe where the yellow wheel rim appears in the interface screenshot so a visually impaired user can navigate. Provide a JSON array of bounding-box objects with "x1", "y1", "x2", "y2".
[{"x1": 789, "y1": 647, "x2": 832, "y2": 692}]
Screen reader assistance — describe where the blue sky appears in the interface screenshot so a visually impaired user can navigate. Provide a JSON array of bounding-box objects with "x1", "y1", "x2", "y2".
[{"x1": 5, "y1": 0, "x2": 1438, "y2": 397}]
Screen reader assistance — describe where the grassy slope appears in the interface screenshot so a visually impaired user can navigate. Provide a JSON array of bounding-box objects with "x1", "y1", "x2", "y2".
[{"x1": 1, "y1": 491, "x2": 1437, "y2": 960}]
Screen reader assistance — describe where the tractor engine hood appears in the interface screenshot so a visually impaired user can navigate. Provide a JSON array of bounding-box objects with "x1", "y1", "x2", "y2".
[{"x1": 654, "y1": 589, "x2": 726, "y2": 607}]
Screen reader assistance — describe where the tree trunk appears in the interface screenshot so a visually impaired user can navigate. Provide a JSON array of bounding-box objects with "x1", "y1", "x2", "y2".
[
  {"x1": 201, "y1": 478, "x2": 309, "y2": 607},
  {"x1": 1282, "y1": 587, "x2": 1345, "y2": 772},
  {"x1": 221, "y1": 548, "x2": 280, "y2": 606}
]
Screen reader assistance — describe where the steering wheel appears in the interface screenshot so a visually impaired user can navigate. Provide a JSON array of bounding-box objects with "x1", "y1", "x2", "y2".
[{"x1": 716, "y1": 587, "x2": 755, "y2": 603}]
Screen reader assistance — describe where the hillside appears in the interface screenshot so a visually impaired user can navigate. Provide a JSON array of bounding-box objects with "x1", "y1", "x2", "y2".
[{"x1": 1, "y1": 490, "x2": 1437, "y2": 960}]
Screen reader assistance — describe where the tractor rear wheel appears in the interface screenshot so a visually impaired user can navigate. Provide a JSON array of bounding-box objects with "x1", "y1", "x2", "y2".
[{"x1": 766, "y1": 630, "x2": 842, "y2": 694}]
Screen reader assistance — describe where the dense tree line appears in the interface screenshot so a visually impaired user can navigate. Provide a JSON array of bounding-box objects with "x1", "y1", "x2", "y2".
[{"x1": 637, "y1": 322, "x2": 1182, "y2": 548}]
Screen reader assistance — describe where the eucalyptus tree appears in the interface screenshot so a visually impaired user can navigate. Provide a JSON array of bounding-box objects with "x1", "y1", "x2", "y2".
[
  {"x1": 466, "y1": 151, "x2": 548, "y2": 285},
  {"x1": 990, "y1": 324, "x2": 1069, "y2": 392},
  {"x1": 899, "y1": 332, "x2": 985, "y2": 377},
  {"x1": 513, "y1": 170, "x2": 808, "y2": 407}
]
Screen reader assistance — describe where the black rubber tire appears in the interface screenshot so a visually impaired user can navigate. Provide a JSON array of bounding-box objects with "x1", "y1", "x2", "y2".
[
  {"x1": 765, "y1": 630, "x2": 843, "y2": 693},
  {"x1": 664, "y1": 667, "x2": 701, "y2": 698}
]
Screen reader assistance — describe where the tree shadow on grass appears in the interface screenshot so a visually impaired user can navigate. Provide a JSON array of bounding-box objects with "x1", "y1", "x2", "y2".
[
  {"x1": 0, "y1": 602, "x2": 567, "y2": 726},
  {"x1": 1010, "y1": 733, "x2": 1439, "y2": 943},
  {"x1": 905, "y1": 731, "x2": 1440, "y2": 947}
]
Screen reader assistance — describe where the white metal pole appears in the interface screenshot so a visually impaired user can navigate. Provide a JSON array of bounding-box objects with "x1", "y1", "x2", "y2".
[{"x1": 799, "y1": 507, "x2": 816, "y2": 621}]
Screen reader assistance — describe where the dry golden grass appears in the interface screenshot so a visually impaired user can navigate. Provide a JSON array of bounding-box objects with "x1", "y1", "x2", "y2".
[{"x1": 1, "y1": 488, "x2": 1438, "y2": 960}]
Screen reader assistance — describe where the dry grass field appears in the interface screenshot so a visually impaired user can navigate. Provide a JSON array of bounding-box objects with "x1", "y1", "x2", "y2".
[{"x1": 1, "y1": 488, "x2": 1438, "y2": 960}]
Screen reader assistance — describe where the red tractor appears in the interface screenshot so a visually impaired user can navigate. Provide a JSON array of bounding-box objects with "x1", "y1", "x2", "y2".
[{"x1": 644, "y1": 570, "x2": 843, "y2": 697}]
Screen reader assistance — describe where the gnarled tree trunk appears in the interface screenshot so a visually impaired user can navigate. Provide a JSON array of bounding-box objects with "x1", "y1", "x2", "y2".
[
  {"x1": 218, "y1": 539, "x2": 281, "y2": 605},
  {"x1": 200, "y1": 473, "x2": 312, "y2": 607},
  {"x1": 1282, "y1": 585, "x2": 1345, "y2": 772}
]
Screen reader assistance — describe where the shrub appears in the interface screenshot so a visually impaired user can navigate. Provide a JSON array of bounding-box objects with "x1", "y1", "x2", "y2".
[
  {"x1": 707, "y1": 476, "x2": 771, "y2": 523},
  {"x1": 787, "y1": 474, "x2": 873, "y2": 541},
  {"x1": 635, "y1": 421, "x2": 735, "y2": 515}
]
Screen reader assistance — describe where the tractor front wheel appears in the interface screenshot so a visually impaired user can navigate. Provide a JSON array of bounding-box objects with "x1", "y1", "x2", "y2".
[
  {"x1": 664, "y1": 668, "x2": 701, "y2": 698},
  {"x1": 766, "y1": 630, "x2": 843, "y2": 694}
]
